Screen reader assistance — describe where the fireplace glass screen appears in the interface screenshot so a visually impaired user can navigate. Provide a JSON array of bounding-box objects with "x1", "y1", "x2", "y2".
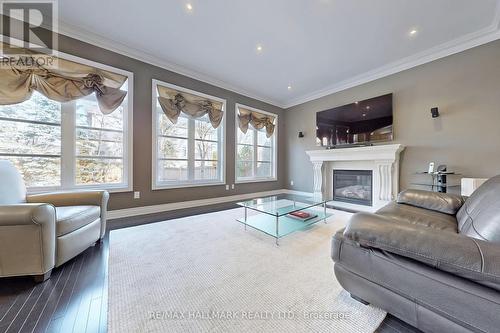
[{"x1": 333, "y1": 170, "x2": 373, "y2": 206}]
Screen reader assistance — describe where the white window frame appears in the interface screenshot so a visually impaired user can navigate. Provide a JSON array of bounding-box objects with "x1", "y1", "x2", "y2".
[
  {"x1": 151, "y1": 79, "x2": 226, "y2": 190},
  {"x1": 0, "y1": 46, "x2": 134, "y2": 193},
  {"x1": 235, "y1": 103, "x2": 277, "y2": 184}
]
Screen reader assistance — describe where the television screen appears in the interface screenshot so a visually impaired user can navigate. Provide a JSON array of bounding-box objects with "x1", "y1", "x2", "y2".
[{"x1": 316, "y1": 93, "x2": 393, "y2": 147}]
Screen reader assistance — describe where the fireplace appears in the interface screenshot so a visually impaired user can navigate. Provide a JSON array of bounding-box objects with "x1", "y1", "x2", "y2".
[{"x1": 333, "y1": 170, "x2": 373, "y2": 206}]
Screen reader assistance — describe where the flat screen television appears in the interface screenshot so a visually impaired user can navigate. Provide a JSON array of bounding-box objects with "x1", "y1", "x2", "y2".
[{"x1": 316, "y1": 93, "x2": 393, "y2": 147}]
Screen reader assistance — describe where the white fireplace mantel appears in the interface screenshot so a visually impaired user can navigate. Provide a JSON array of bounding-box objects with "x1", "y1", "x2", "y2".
[{"x1": 306, "y1": 144, "x2": 405, "y2": 211}]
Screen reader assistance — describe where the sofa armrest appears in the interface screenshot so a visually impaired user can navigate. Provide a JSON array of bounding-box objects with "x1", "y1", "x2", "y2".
[
  {"x1": 0, "y1": 204, "x2": 56, "y2": 276},
  {"x1": 397, "y1": 189, "x2": 465, "y2": 215},
  {"x1": 343, "y1": 212, "x2": 500, "y2": 288},
  {"x1": 27, "y1": 190, "x2": 110, "y2": 239}
]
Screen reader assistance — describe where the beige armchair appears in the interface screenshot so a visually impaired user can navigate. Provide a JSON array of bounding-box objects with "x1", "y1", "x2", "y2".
[{"x1": 0, "y1": 160, "x2": 109, "y2": 282}]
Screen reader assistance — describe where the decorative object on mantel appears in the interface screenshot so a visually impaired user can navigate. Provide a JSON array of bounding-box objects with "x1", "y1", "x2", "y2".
[
  {"x1": 306, "y1": 144, "x2": 405, "y2": 212},
  {"x1": 461, "y1": 178, "x2": 488, "y2": 196},
  {"x1": 298, "y1": 131, "x2": 304, "y2": 138}
]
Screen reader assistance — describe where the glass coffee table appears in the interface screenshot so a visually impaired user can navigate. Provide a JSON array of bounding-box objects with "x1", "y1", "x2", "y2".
[{"x1": 236, "y1": 195, "x2": 331, "y2": 245}]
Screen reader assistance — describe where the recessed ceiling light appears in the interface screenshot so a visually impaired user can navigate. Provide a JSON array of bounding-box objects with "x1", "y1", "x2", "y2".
[
  {"x1": 362, "y1": 113, "x2": 367, "y2": 117},
  {"x1": 409, "y1": 29, "x2": 418, "y2": 36},
  {"x1": 287, "y1": 85, "x2": 292, "y2": 90},
  {"x1": 256, "y1": 45, "x2": 263, "y2": 52},
  {"x1": 366, "y1": 106, "x2": 370, "y2": 110},
  {"x1": 186, "y1": 3, "x2": 193, "y2": 11},
  {"x1": 354, "y1": 101, "x2": 359, "y2": 104}
]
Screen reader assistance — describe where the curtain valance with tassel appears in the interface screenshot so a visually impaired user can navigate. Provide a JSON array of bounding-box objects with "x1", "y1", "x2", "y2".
[
  {"x1": 157, "y1": 85, "x2": 224, "y2": 129},
  {"x1": 237, "y1": 107, "x2": 276, "y2": 138},
  {"x1": 0, "y1": 44, "x2": 128, "y2": 114}
]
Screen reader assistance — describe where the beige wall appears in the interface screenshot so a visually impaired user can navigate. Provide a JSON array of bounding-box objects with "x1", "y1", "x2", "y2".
[
  {"x1": 57, "y1": 34, "x2": 286, "y2": 210},
  {"x1": 285, "y1": 39, "x2": 500, "y2": 194}
]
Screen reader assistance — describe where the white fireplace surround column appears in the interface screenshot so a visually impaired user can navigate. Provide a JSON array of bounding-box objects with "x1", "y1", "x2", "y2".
[
  {"x1": 306, "y1": 144, "x2": 405, "y2": 211},
  {"x1": 312, "y1": 161, "x2": 324, "y2": 198}
]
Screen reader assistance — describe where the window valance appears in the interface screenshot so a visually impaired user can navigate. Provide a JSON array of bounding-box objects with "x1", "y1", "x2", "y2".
[
  {"x1": 0, "y1": 43, "x2": 128, "y2": 114},
  {"x1": 237, "y1": 107, "x2": 276, "y2": 138},
  {"x1": 157, "y1": 85, "x2": 224, "y2": 129}
]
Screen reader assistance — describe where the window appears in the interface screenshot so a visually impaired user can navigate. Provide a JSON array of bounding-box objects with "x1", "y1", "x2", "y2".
[
  {"x1": 0, "y1": 92, "x2": 62, "y2": 187},
  {"x1": 235, "y1": 104, "x2": 277, "y2": 182},
  {"x1": 75, "y1": 93, "x2": 128, "y2": 187},
  {"x1": 0, "y1": 57, "x2": 133, "y2": 192},
  {"x1": 152, "y1": 80, "x2": 225, "y2": 189}
]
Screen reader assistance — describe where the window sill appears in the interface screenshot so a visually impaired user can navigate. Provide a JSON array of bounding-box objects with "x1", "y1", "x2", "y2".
[
  {"x1": 235, "y1": 177, "x2": 277, "y2": 184},
  {"x1": 153, "y1": 181, "x2": 226, "y2": 190}
]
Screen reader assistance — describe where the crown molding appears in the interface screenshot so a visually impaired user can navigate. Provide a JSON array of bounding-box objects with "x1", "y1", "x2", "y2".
[
  {"x1": 54, "y1": 2, "x2": 500, "y2": 110},
  {"x1": 284, "y1": 22, "x2": 500, "y2": 108},
  {"x1": 57, "y1": 20, "x2": 287, "y2": 108}
]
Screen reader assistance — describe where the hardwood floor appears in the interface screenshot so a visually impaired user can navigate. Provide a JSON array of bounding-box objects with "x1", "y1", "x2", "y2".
[
  {"x1": 0, "y1": 201, "x2": 420, "y2": 333},
  {"x1": 0, "y1": 240, "x2": 108, "y2": 333}
]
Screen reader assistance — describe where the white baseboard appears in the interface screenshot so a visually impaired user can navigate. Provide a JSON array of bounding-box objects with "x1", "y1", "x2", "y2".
[{"x1": 108, "y1": 189, "x2": 299, "y2": 220}]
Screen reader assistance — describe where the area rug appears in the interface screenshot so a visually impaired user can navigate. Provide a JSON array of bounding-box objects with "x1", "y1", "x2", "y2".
[{"x1": 108, "y1": 206, "x2": 386, "y2": 332}]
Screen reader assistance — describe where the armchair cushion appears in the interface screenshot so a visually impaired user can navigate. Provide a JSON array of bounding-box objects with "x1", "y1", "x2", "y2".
[
  {"x1": 28, "y1": 190, "x2": 109, "y2": 239},
  {"x1": 0, "y1": 160, "x2": 26, "y2": 204},
  {"x1": 56, "y1": 206, "x2": 101, "y2": 237},
  {"x1": 397, "y1": 189, "x2": 465, "y2": 215},
  {"x1": 343, "y1": 212, "x2": 500, "y2": 291}
]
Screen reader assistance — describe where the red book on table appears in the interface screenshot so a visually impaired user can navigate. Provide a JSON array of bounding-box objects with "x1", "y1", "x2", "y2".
[{"x1": 289, "y1": 211, "x2": 311, "y2": 219}]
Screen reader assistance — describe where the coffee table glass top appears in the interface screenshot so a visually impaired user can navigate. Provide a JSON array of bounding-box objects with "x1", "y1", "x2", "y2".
[
  {"x1": 236, "y1": 195, "x2": 331, "y2": 243},
  {"x1": 237, "y1": 195, "x2": 326, "y2": 216}
]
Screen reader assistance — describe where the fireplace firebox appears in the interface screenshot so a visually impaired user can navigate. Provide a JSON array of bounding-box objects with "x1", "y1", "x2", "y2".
[{"x1": 333, "y1": 170, "x2": 373, "y2": 206}]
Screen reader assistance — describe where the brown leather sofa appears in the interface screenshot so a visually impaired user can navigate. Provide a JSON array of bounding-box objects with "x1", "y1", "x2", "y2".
[
  {"x1": 332, "y1": 175, "x2": 500, "y2": 333},
  {"x1": 0, "y1": 160, "x2": 109, "y2": 282}
]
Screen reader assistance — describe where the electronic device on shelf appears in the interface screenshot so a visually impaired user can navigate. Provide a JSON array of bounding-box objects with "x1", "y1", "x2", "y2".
[
  {"x1": 412, "y1": 165, "x2": 462, "y2": 193},
  {"x1": 428, "y1": 162, "x2": 435, "y2": 173}
]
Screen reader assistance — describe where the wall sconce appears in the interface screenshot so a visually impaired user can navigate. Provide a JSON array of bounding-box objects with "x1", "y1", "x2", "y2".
[
  {"x1": 431, "y1": 107, "x2": 440, "y2": 118},
  {"x1": 298, "y1": 131, "x2": 304, "y2": 138}
]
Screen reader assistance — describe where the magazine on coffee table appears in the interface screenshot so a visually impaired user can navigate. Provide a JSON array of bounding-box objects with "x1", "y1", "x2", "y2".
[{"x1": 287, "y1": 210, "x2": 318, "y2": 221}]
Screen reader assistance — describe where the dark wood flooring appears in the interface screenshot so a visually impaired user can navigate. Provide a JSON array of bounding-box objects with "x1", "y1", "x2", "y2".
[{"x1": 0, "y1": 201, "x2": 421, "y2": 333}]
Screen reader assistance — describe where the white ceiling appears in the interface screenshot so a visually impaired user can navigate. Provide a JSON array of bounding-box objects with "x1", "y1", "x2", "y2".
[{"x1": 58, "y1": 0, "x2": 500, "y2": 108}]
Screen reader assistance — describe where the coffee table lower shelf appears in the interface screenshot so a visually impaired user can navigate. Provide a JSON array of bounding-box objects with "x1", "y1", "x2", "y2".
[{"x1": 236, "y1": 209, "x2": 332, "y2": 245}]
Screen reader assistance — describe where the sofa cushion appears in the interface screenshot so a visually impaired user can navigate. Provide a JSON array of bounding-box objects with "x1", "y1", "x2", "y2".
[
  {"x1": 55, "y1": 206, "x2": 100, "y2": 237},
  {"x1": 342, "y1": 212, "x2": 500, "y2": 290},
  {"x1": 457, "y1": 175, "x2": 500, "y2": 243},
  {"x1": 376, "y1": 201, "x2": 458, "y2": 232},
  {"x1": 332, "y1": 233, "x2": 500, "y2": 333},
  {"x1": 397, "y1": 189, "x2": 464, "y2": 215}
]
